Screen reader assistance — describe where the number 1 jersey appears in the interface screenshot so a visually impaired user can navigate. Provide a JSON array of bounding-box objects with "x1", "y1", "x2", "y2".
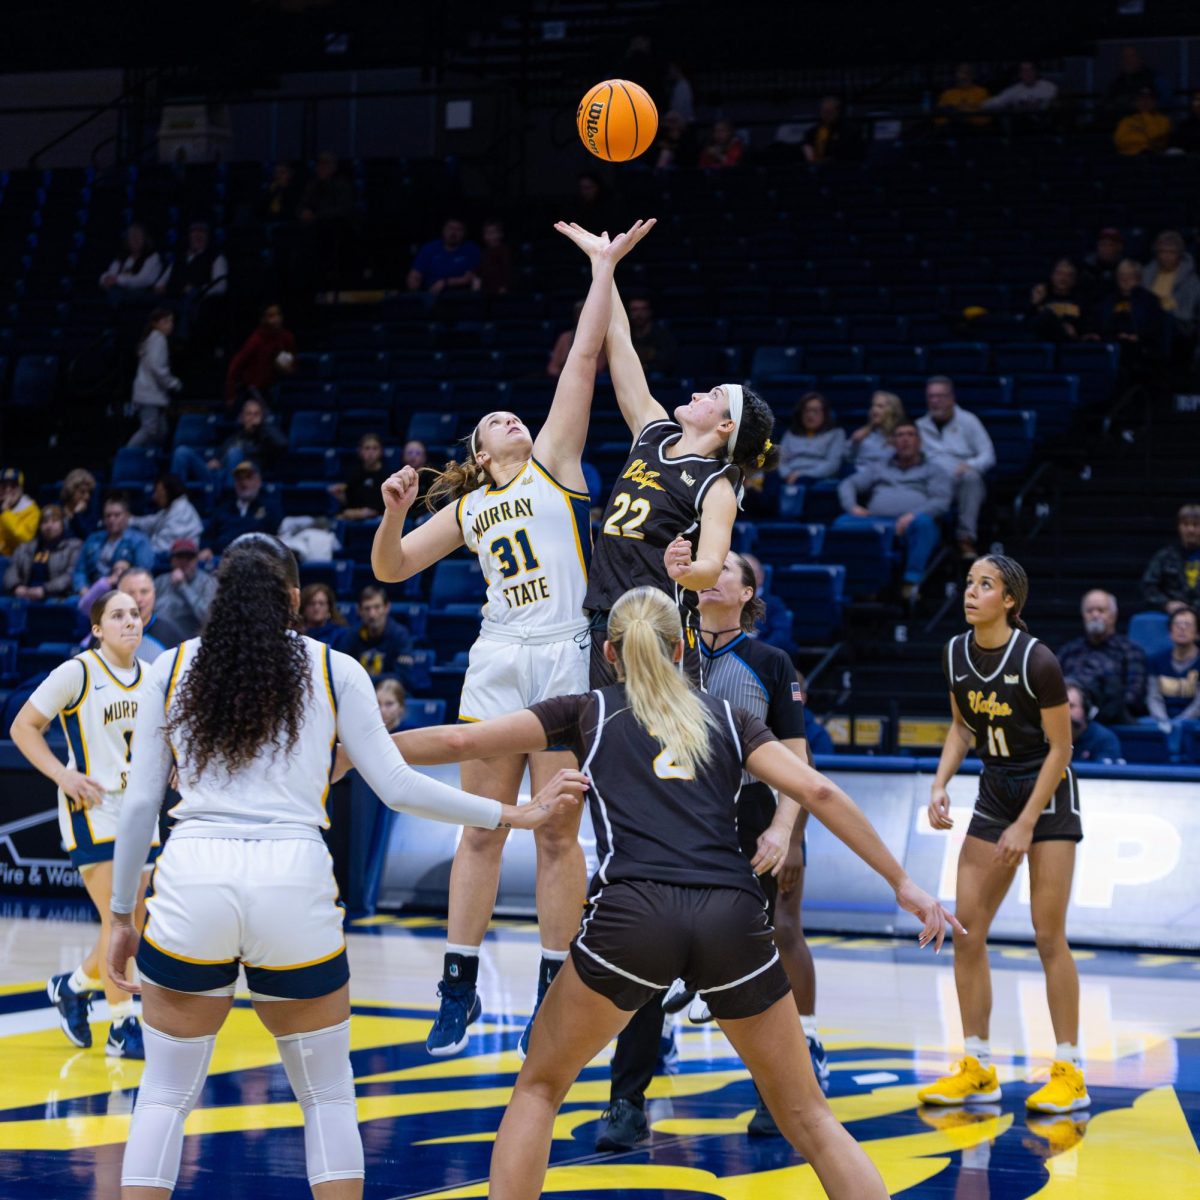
[{"x1": 456, "y1": 458, "x2": 592, "y2": 632}]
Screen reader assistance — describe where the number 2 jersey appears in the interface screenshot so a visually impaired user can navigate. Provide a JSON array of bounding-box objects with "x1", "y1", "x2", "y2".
[
  {"x1": 456, "y1": 457, "x2": 592, "y2": 638},
  {"x1": 585, "y1": 420, "x2": 742, "y2": 620},
  {"x1": 943, "y1": 629, "x2": 1068, "y2": 770}
]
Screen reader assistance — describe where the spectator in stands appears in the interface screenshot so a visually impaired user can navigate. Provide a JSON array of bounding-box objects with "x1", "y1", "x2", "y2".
[
  {"x1": 0, "y1": 467, "x2": 41, "y2": 556},
  {"x1": 59, "y1": 469, "x2": 97, "y2": 541},
  {"x1": 845, "y1": 390, "x2": 908, "y2": 471},
  {"x1": 1170, "y1": 90, "x2": 1200, "y2": 154},
  {"x1": 154, "y1": 220, "x2": 228, "y2": 306},
  {"x1": 406, "y1": 218, "x2": 481, "y2": 294},
  {"x1": 1143, "y1": 230, "x2": 1200, "y2": 341},
  {"x1": 1114, "y1": 88, "x2": 1172, "y2": 156},
  {"x1": 476, "y1": 219, "x2": 513, "y2": 296},
  {"x1": 1028, "y1": 259, "x2": 1088, "y2": 341},
  {"x1": 224, "y1": 304, "x2": 296, "y2": 411},
  {"x1": 1107, "y1": 45, "x2": 1160, "y2": 116},
  {"x1": 698, "y1": 119, "x2": 745, "y2": 169},
  {"x1": 376, "y1": 678, "x2": 408, "y2": 733},
  {"x1": 1141, "y1": 503, "x2": 1200, "y2": 613},
  {"x1": 1080, "y1": 228, "x2": 1125, "y2": 301},
  {"x1": 1091, "y1": 259, "x2": 1167, "y2": 351},
  {"x1": 836, "y1": 423, "x2": 953, "y2": 603},
  {"x1": 664, "y1": 61, "x2": 695, "y2": 123},
  {"x1": 172, "y1": 394, "x2": 288, "y2": 484},
  {"x1": 1145, "y1": 607, "x2": 1200, "y2": 755},
  {"x1": 98, "y1": 223, "x2": 162, "y2": 302},
  {"x1": 298, "y1": 150, "x2": 355, "y2": 224},
  {"x1": 153, "y1": 538, "x2": 215, "y2": 640},
  {"x1": 129, "y1": 474, "x2": 203, "y2": 556},
  {"x1": 126, "y1": 308, "x2": 181, "y2": 448},
  {"x1": 779, "y1": 392, "x2": 846, "y2": 483},
  {"x1": 547, "y1": 300, "x2": 609, "y2": 378},
  {"x1": 202, "y1": 462, "x2": 283, "y2": 556},
  {"x1": 300, "y1": 582, "x2": 346, "y2": 647},
  {"x1": 653, "y1": 110, "x2": 699, "y2": 171},
  {"x1": 117, "y1": 566, "x2": 183, "y2": 656},
  {"x1": 3, "y1": 506, "x2": 79, "y2": 599},
  {"x1": 259, "y1": 160, "x2": 301, "y2": 223},
  {"x1": 333, "y1": 585, "x2": 413, "y2": 681},
  {"x1": 934, "y1": 62, "x2": 991, "y2": 128},
  {"x1": 741, "y1": 553, "x2": 798, "y2": 659},
  {"x1": 627, "y1": 295, "x2": 678, "y2": 376},
  {"x1": 1057, "y1": 589, "x2": 1147, "y2": 724},
  {"x1": 917, "y1": 376, "x2": 995, "y2": 559},
  {"x1": 332, "y1": 432, "x2": 387, "y2": 521},
  {"x1": 1067, "y1": 681, "x2": 1123, "y2": 763},
  {"x1": 803, "y1": 96, "x2": 863, "y2": 163},
  {"x1": 982, "y1": 62, "x2": 1058, "y2": 112},
  {"x1": 72, "y1": 492, "x2": 154, "y2": 593}
]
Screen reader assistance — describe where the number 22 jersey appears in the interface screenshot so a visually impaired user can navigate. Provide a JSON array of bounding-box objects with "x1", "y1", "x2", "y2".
[{"x1": 585, "y1": 420, "x2": 741, "y2": 617}]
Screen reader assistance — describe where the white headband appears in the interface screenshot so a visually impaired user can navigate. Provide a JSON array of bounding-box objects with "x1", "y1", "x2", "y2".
[
  {"x1": 469, "y1": 412, "x2": 500, "y2": 461},
  {"x1": 723, "y1": 384, "x2": 744, "y2": 463}
]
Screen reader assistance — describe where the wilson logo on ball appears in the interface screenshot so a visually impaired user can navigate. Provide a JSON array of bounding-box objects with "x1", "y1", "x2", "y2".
[{"x1": 576, "y1": 79, "x2": 658, "y2": 163}]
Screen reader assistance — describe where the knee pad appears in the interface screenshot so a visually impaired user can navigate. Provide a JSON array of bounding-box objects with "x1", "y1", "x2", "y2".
[
  {"x1": 276, "y1": 1019, "x2": 364, "y2": 1186},
  {"x1": 121, "y1": 1024, "x2": 216, "y2": 1190}
]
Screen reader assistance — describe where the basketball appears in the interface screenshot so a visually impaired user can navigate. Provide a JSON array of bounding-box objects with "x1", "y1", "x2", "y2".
[{"x1": 576, "y1": 79, "x2": 658, "y2": 162}]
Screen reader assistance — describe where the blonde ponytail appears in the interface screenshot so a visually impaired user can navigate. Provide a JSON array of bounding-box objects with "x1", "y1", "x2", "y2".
[{"x1": 608, "y1": 588, "x2": 716, "y2": 776}]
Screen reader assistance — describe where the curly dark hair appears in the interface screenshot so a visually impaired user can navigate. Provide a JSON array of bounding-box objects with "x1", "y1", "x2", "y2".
[
  {"x1": 168, "y1": 533, "x2": 312, "y2": 780},
  {"x1": 729, "y1": 387, "x2": 780, "y2": 475}
]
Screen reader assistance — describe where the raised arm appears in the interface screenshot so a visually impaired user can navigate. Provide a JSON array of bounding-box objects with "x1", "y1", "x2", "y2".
[
  {"x1": 371, "y1": 467, "x2": 465, "y2": 582},
  {"x1": 664, "y1": 478, "x2": 737, "y2": 592},
  {"x1": 746, "y1": 739, "x2": 965, "y2": 950},
  {"x1": 606, "y1": 277, "x2": 669, "y2": 437},
  {"x1": 534, "y1": 219, "x2": 656, "y2": 480}
]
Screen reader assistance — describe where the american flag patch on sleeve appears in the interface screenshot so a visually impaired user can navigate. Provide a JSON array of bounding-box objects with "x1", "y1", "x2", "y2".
[{"x1": 791, "y1": 682, "x2": 806, "y2": 703}]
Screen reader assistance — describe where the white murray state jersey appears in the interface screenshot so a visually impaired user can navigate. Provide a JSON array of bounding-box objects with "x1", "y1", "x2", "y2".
[
  {"x1": 161, "y1": 634, "x2": 346, "y2": 831},
  {"x1": 455, "y1": 458, "x2": 591, "y2": 633},
  {"x1": 28, "y1": 649, "x2": 151, "y2": 803}
]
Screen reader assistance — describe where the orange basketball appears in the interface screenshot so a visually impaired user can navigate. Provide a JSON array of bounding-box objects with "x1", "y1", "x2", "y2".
[{"x1": 576, "y1": 79, "x2": 658, "y2": 162}]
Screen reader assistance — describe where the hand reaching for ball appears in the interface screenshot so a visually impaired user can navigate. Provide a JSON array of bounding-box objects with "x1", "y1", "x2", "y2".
[
  {"x1": 554, "y1": 218, "x2": 656, "y2": 265},
  {"x1": 381, "y1": 466, "x2": 420, "y2": 515}
]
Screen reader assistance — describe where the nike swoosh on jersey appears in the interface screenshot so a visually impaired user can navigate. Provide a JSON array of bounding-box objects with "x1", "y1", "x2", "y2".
[{"x1": 955, "y1": 674, "x2": 969, "y2": 682}]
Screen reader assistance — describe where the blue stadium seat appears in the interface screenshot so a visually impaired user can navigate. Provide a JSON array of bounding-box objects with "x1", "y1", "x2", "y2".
[
  {"x1": 332, "y1": 351, "x2": 390, "y2": 380},
  {"x1": 404, "y1": 650, "x2": 436, "y2": 692},
  {"x1": 751, "y1": 346, "x2": 803, "y2": 380},
  {"x1": 10, "y1": 354, "x2": 57, "y2": 408},
  {"x1": 299, "y1": 560, "x2": 355, "y2": 598},
  {"x1": 1013, "y1": 374, "x2": 1079, "y2": 436},
  {"x1": 784, "y1": 316, "x2": 847, "y2": 343},
  {"x1": 340, "y1": 520, "x2": 381, "y2": 560},
  {"x1": 954, "y1": 375, "x2": 1015, "y2": 409},
  {"x1": 772, "y1": 564, "x2": 845, "y2": 643},
  {"x1": 803, "y1": 344, "x2": 864, "y2": 374},
  {"x1": 777, "y1": 484, "x2": 806, "y2": 519},
  {"x1": 0, "y1": 638, "x2": 18, "y2": 685},
  {"x1": 865, "y1": 345, "x2": 926, "y2": 374},
  {"x1": 280, "y1": 381, "x2": 339, "y2": 412},
  {"x1": 110, "y1": 446, "x2": 160, "y2": 485},
  {"x1": 289, "y1": 411, "x2": 336, "y2": 450},
  {"x1": 992, "y1": 344, "x2": 1056, "y2": 373},
  {"x1": 814, "y1": 375, "x2": 879, "y2": 412},
  {"x1": 1109, "y1": 725, "x2": 1171, "y2": 765},
  {"x1": 849, "y1": 315, "x2": 910, "y2": 344},
  {"x1": 927, "y1": 343, "x2": 990, "y2": 375},
  {"x1": 172, "y1": 412, "x2": 220, "y2": 451},
  {"x1": 336, "y1": 381, "x2": 394, "y2": 411},
  {"x1": 294, "y1": 352, "x2": 334, "y2": 379},
  {"x1": 1128, "y1": 611, "x2": 1170, "y2": 659},
  {"x1": 753, "y1": 523, "x2": 824, "y2": 565},
  {"x1": 1056, "y1": 343, "x2": 1119, "y2": 406},
  {"x1": 17, "y1": 647, "x2": 70, "y2": 678},
  {"x1": 408, "y1": 411, "x2": 458, "y2": 446},
  {"x1": 400, "y1": 698, "x2": 447, "y2": 730},
  {"x1": 423, "y1": 609, "x2": 481, "y2": 659},
  {"x1": 980, "y1": 409, "x2": 1036, "y2": 477},
  {"x1": 340, "y1": 410, "x2": 389, "y2": 445},
  {"x1": 431, "y1": 559, "x2": 484, "y2": 607},
  {"x1": 390, "y1": 602, "x2": 429, "y2": 641},
  {"x1": 801, "y1": 479, "x2": 845, "y2": 522},
  {"x1": 820, "y1": 522, "x2": 896, "y2": 598}
]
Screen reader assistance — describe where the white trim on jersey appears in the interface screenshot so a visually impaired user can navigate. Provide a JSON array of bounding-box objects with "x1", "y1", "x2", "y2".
[
  {"x1": 581, "y1": 689, "x2": 615, "y2": 885},
  {"x1": 1021, "y1": 636, "x2": 1039, "y2": 700},
  {"x1": 721, "y1": 698, "x2": 741, "y2": 793},
  {"x1": 964, "y1": 629, "x2": 1022, "y2": 683}
]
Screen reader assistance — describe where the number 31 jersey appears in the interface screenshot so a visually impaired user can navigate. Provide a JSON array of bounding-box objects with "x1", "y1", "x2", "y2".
[
  {"x1": 456, "y1": 458, "x2": 592, "y2": 632},
  {"x1": 585, "y1": 420, "x2": 741, "y2": 617}
]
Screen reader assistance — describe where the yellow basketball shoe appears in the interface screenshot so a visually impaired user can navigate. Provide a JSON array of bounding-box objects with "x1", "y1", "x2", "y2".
[
  {"x1": 1024, "y1": 1111, "x2": 1091, "y2": 1158},
  {"x1": 917, "y1": 1056, "x2": 1002, "y2": 1106},
  {"x1": 1026, "y1": 1061, "x2": 1090, "y2": 1113}
]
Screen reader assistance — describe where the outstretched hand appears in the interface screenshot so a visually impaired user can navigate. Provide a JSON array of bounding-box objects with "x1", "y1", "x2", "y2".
[
  {"x1": 501, "y1": 768, "x2": 589, "y2": 831},
  {"x1": 896, "y1": 876, "x2": 967, "y2": 953},
  {"x1": 554, "y1": 218, "x2": 656, "y2": 264}
]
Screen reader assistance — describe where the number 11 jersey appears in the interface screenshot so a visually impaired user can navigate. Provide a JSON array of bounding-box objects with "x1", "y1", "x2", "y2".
[{"x1": 457, "y1": 458, "x2": 592, "y2": 635}]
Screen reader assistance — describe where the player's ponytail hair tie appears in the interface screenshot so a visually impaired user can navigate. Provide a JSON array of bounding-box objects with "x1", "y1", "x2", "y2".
[
  {"x1": 722, "y1": 383, "x2": 744, "y2": 463},
  {"x1": 755, "y1": 438, "x2": 773, "y2": 469}
]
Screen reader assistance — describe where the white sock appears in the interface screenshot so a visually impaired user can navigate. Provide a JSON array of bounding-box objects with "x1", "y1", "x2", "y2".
[
  {"x1": 69, "y1": 966, "x2": 102, "y2": 993},
  {"x1": 109, "y1": 999, "x2": 135, "y2": 1023},
  {"x1": 964, "y1": 1035, "x2": 991, "y2": 1068},
  {"x1": 444, "y1": 943, "x2": 480, "y2": 957},
  {"x1": 539, "y1": 946, "x2": 569, "y2": 962},
  {"x1": 1055, "y1": 1041, "x2": 1082, "y2": 1068},
  {"x1": 800, "y1": 1013, "x2": 820, "y2": 1040}
]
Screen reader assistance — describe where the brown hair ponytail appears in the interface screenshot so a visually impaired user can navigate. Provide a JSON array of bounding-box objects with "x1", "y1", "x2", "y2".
[{"x1": 977, "y1": 554, "x2": 1030, "y2": 632}]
